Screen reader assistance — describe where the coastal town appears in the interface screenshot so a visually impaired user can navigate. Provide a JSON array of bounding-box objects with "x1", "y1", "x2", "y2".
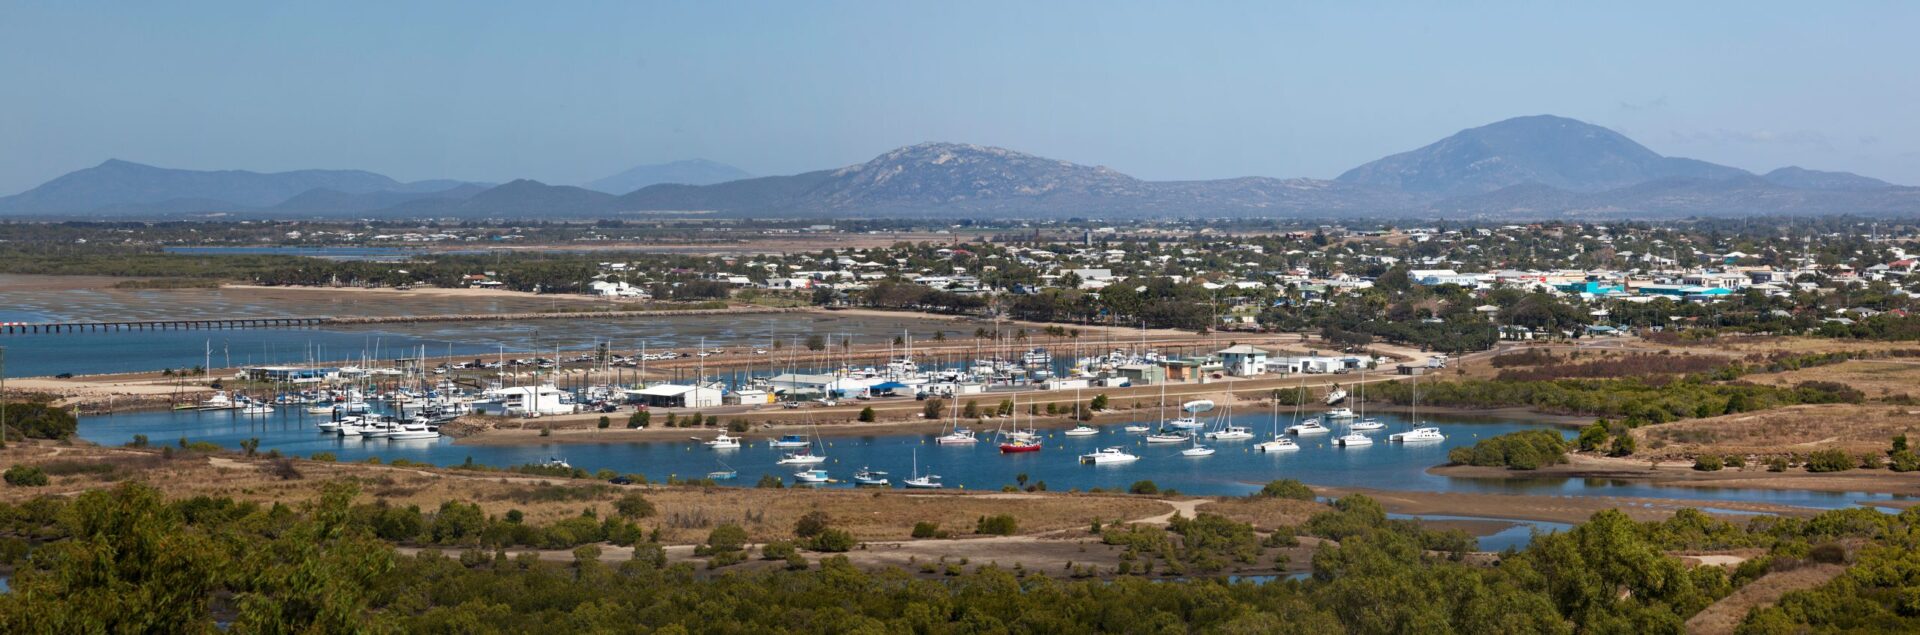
[{"x1": 8, "y1": 3, "x2": 1920, "y2": 628}]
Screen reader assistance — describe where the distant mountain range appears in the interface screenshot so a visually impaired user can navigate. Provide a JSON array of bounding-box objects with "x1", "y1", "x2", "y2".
[
  {"x1": 582, "y1": 159, "x2": 752, "y2": 194},
  {"x1": 3, "y1": 115, "x2": 1913, "y2": 219},
  {"x1": 0, "y1": 159, "x2": 491, "y2": 217}
]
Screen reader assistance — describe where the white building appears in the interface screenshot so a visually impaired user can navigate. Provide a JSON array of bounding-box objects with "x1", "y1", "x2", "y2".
[
  {"x1": 473, "y1": 385, "x2": 577, "y2": 417},
  {"x1": 624, "y1": 384, "x2": 724, "y2": 409},
  {"x1": 1216, "y1": 344, "x2": 1269, "y2": 377}
]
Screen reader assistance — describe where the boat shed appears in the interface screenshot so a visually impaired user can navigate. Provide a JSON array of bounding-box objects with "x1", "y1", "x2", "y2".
[
  {"x1": 625, "y1": 384, "x2": 724, "y2": 409},
  {"x1": 766, "y1": 373, "x2": 835, "y2": 395}
]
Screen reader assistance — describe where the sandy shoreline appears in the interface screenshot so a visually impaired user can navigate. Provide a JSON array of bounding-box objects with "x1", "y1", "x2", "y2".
[
  {"x1": 1428, "y1": 453, "x2": 1920, "y2": 497},
  {"x1": 1316, "y1": 485, "x2": 1824, "y2": 525}
]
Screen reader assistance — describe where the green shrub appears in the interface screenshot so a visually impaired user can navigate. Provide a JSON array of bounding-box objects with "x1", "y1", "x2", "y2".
[
  {"x1": 1129, "y1": 480, "x2": 1159, "y2": 495},
  {"x1": 597, "y1": 416, "x2": 610, "y2": 429},
  {"x1": 1576, "y1": 422, "x2": 1609, "y2": 452},
  {"x1": 613, "y1": 492, "x2": 655, "y2": 519},
  {"x1": 1889, "y1": 450, "x2": 1920, "y2": 473},
  {"x1": 976, "y1": 514, "x2": 1019, "y2": 536},
  {"x1": 1255, "y1": 479, "x2": 1315, "y2": 501},
  {"x1": 857, "y1": 406, "x2": 876, "y2": 422},
  {"x1": 761, "y1": 540, "x2": 797, "y2": 560},
  {"x1": 627, "y1": 411, "x2": 650, "y2": 428},
  {"x1": 794, "y1": 511, "x2": 831, "y2": 538},
  {"x1": 696, "y1": 523, "x2": 748, "y2": 556},
  {"x1": 911, "y1": 521, "x2": 942, "y2": 539},
  {"x1": 806, "y1": 528, "x2": 856, "y2": 552},
  {"x1": 1693, "y1": 455, "x2": 1724, "y2": 472},
  {"x1": 755, "y1": 474, "x2": 784, "y2": 489},
  {"x1": 4, "y1": 465, "x2": 50, "y2": 487},
  {"x1": 707, "y1": 550, "x2": 746, "y2": 568},
  {"x1": 1804, "y1": 449, "x2": 1853, "y2": 473},
  {"x1": 1608, "y1": 434, "x2": 1637, "y2": 457},
  {"x1": 1447, "y1": 429, "x2": 1570, "y2": 470},
  {"x1": 1767, "y1": 456, "x2": 1789, "y2": 472}
]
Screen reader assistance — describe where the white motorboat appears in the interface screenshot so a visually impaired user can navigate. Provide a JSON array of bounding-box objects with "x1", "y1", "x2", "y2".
[
  {"x1": 1389, "y1": 427, "x2": 1446, "y2": 443},
  {"x1": 1079, "y1": 447, "x2": 1141, "y2": 464},
  {"x1": 1350, "y1": 419, "x2": 1386, "y2": 431},
  {"x1": 385, "y1": 421, "x2": 441, "y2": 440},
  {"x1": 778, "y1": 450, "x2": 828, "y2": 465},
  {"x1": 769, "y1": 433, "x2": 811, "y2": 449},
  {"x1": 792, "y1": 468, "x2": 831, "y2": 484},
  {"x1": 1205, "y1": 425, "x2": 1254, "y2": 440},
  {"x1": 542, "y1": 457, "x2": 572, "y2": 469},
  {"x1": 1326, "y1": 407, "x2": 1355, "y2": 419},
  {"x1": 197, "y1": 391, "x2": 239, "y2": 410},
  {"x1": 1335, "y1": 432, "x2": 1374, "y2": 447},
  {"x1": 1063, "y1": 424, "x2": 1099, "y2": 437},
  {"x1": 1145, "y1": 431, "x2": 1190, "y2": 444},
  {"x1": 1255, "y1": 437, "x2": 1299, "y2": 452},
  {"x1": 305, "y1": 404, "x2": 336, "y2": 415},
  {"x1": 851, "y1": 468, "x2": 890, "y2": 487},
  {"x1": 238, "y1": 404, "x2": 274, "y2": 416},
  {"x1": 1123, "y1": 423, "x2": 1152, "y2": 433},
  {"x1": 359, "y1": 419, "x2": 397, "y2": 439},
  {"x1": 1287, "y1": 419, "x2": 1330, "y2": 436},
  {"x1": 700, "y1": 432, "x2": 741, "y2": 449}
]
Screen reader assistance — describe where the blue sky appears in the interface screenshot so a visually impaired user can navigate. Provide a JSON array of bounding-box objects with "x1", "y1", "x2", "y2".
[{"x1": 2, "y1": 1, "x2": 1917, "y2": 193}]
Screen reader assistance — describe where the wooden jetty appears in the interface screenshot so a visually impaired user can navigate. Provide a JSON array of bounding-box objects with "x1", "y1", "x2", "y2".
[{"x1": 0, "y1": 306, "x2": 805, "y2": 335}]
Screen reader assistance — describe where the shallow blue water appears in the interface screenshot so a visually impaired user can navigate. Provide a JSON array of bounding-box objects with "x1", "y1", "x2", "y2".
[
  {"x1": 78, "y1": 408, "x2": 1911, "y2": 513},
  {"x1": 0, "y1": 313, "x2": 969, "y2": 378},
  {"x1": 163, "y1": 246, "x2": 423, "y2": 261}
]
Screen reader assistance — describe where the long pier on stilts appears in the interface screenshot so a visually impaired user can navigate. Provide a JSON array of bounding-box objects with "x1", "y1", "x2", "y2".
[{"x1": 0, "y1": 306, "x2": 804, "y2": 335}]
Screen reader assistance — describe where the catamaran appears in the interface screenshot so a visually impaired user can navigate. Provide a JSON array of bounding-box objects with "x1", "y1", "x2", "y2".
[
  {"x1": 1335, "y1": 432, "x2": 1374, "y2": 447},
  {"x1": 935, "y1": 398, "x2": 978, "y2": 444},
  {"x1": 1080, "y1": 446, "x2": 1141, "y2": 464},
  {"x1": 1287, "y1": 418, "x2": 1330, "y2": 435},
  {"x1": 1259, "y1": 376, "x2": 1306, "y2": 452},
  {"x1": 1350, "y1": 367, "x2": 1385, "y2": 431},
  {"x1": 1388, "y1": 373, "x2": 1446, "y2": 443}
]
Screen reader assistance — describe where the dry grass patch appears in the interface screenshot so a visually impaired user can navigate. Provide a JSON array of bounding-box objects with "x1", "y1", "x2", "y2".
[
  {"x1": 1195, "y1": 497, "x2": 1325, "y2": 532},
  {"x1": 1636, "y1": 403, "x2": 1920, "y2": 459},
  {"x1": 1743, "y1": 359, "x2": 1920, "y2": 402}
]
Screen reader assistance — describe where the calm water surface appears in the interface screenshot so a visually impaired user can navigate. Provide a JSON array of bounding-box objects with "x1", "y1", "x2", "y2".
[{"x1": 78, "y1": 408, "x2": 1907, "y2": 512}]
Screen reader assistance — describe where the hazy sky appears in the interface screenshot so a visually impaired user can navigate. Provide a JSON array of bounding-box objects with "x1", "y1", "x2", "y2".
[{"x1": 3, "y1": 1, "x2": 1918, "y2": 194}]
